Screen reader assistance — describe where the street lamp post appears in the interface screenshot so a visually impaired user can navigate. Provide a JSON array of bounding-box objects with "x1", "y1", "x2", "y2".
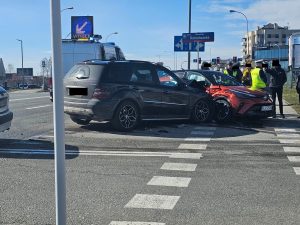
[
  {"x1": 60, "y1": 6, "x2": 73, "y2": 12},
  {"x1": 229, "y1": 10, "x2": 249, "y2": 58},
  {"x1": 188, "y1": 0, "x2": 191, "y2": 70},
  {"x1": 105, "y1": 32, "x2": 118, "y2": 42},
  {"x1": 16, "y1": 39, "x2": 24, "y2": 89}
]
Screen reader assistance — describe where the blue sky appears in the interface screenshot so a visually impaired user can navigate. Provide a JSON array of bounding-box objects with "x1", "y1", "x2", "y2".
[{"x1": 0, "y1": 0, "x2": 299, "y2": 74}]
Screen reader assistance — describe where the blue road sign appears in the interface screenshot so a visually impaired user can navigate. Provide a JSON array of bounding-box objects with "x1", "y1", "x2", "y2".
[
  {"x1": 182, "y1": 32, "x2": 214, "y2": 43},
  {"x1": 174, "y1": 36, "x2": 205, "y2": 52},
  {"x1": 71, "y1": 16, "x2": 94, "y2": 40}
]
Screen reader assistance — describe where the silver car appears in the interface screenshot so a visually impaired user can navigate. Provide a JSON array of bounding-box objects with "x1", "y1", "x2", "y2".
[{"x1": 0, "y1": 86, "x2": 13, "y2": 132}]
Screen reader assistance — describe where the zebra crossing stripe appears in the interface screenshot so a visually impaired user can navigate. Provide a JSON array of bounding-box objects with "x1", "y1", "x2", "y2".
[
  {"x1": 184, "y1": 137, "x2": 211, "y2": 142},
  {"x1": 147, "y1": 176, "x2": 191, "y2": 187},
  {"x1": 279, "y1": 139, "x2": 300, "y2": 144},
  {"x1": 287, "y1": 156, "x2": 300, "y2": 162},
  {"x1": 125, "y1": 194, "x2": 180, "y2": 210},
  {"x1": 275, "y1": 128, "x2": 298, "y2": 133},
  {"x1": 161, "y1": 162, "x2": 197, "y2": 171},
  {"x1": 283, "y1": 147, "x2": 300, "y2": 153},
  {"x1": 178, "y1": 144, "x2": 207, "y2": 150},
  {"x1": 293, "y1": 167, "x2": 300, "y2": 175},
  {"x1": 109, "y1": 222, "x2": 165, "y2": 225}
]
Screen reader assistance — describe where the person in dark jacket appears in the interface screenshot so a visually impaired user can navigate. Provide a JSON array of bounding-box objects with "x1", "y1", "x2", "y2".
[
  {"x1": 231, "y1": 62, "x2": 243, "y2": 83},
  {"x1": 268, "y1": 59, "x2": 287, "y2": 118},
  {"x1": 201, "y1": 61, "x2": 211, "y2": 70}
]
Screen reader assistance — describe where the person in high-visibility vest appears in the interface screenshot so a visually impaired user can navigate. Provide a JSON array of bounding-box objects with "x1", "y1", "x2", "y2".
[
  {"x1": 249, "y1": 60, "x2": 267, "y2": 91},
  {"x1": 242, "y1": 62, "x2": 252, "y2": 86},
  {"x1": 231, "y1": 62, "x2": 243, "y2": 83},
  {"x1": 223, "y1": 61, "x2": 233, "y2": 76}
]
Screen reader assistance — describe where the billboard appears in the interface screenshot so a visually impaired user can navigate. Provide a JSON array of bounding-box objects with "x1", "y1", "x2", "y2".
[
  {"x1": 17, "y1": 68, "x2": 33, "y2": 76},
  {"x1": 71, "y1": 16, "x2": 93, "y2": 40}
]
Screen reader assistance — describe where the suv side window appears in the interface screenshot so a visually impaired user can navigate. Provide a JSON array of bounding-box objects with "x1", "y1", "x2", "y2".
[
  {"x1": 156, "y1": 68, "x2": 178, "y2": 87},
  {"x1": 103, "y1": 45, "x2": 117, "y2": 60},
  {"x1": 103, "y1": 63, "x2": 132, "y2": 83},
  {"x1": 130, "y1": 64, "x2": 157, "y2": 85}
]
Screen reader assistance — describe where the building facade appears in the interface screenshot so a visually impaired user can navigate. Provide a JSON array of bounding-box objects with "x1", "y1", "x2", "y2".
[{"x1": 242, "y1": 23, "x2": 300, "y2": 69}]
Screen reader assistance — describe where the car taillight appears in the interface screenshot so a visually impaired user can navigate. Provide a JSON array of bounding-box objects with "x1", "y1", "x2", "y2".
[{"x1": 92, "y1": 88, "x2": 111, "y2": 100}]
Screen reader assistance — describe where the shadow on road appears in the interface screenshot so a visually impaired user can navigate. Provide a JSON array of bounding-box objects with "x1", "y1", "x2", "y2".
[{"x1": 0, "y1": 138, "x2": 79, "y2": 159}]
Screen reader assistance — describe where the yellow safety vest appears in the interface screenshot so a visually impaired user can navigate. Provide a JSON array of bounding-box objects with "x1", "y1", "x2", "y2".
[
  {"x1": 224, "y1": 69, "x2": 228, "y2": 75},
  {"x1": 250, "y1": 68, "x2": 266, "y2": 91}
]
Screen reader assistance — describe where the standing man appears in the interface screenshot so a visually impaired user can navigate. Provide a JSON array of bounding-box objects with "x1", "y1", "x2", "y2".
[
  {"x1": 268, "y1": 59, "x2": 287, "y2": 118},
  {"x1": 242, "y1": 62, "x2": 252, "y2": 86},
  {"x1": 223, "y1": 61, "x2": 233, "y2": 76},
  {"x1": 249, "y1": 60, "x2": 267, "y2": 91},
  {"x1": 231, "y1": 62, "x2": 243, "y2": 83}
]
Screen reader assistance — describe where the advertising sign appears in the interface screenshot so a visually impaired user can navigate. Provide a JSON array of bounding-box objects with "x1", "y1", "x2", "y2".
[
  {"x1": 17, "y1": 68, "x2": 33, "y2": 76},
  {"x1": 71, "y1": 16, "x2": 93, "y2": 40}
]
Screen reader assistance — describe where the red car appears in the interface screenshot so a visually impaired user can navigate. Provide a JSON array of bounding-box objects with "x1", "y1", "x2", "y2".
[{"x1": 174, "y1": 70, "x2": 273, "y2": 122}]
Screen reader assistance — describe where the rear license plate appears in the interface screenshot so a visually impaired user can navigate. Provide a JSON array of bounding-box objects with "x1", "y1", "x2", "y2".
[
  {"x1": 261, "y1": 105, "x2": 272, "y2": 111},
  {"x1": 69, "y1": 88, "x2": 88, "y2": 96}
]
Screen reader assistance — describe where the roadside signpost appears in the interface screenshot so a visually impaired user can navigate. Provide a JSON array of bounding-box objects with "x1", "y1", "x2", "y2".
[
  {"x1": 174, "y1": 32, "x2": 214, "y2": 69},
  {"x1": 71, "y1": 16, "x2": 94, "y2": 40}
]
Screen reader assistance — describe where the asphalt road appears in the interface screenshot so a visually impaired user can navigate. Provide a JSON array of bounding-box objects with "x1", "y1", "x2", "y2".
[{"x1": 0, "y1": 89, "x2": 300, "y2": 225}]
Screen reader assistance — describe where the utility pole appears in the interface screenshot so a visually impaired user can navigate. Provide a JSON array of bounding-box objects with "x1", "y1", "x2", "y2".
[{"x1": 188, "y1": 0, "x2": 191, "y2": 70}]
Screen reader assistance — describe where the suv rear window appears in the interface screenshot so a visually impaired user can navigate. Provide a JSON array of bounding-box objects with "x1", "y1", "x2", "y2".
[{"x1": 66, "y1": 64, "x2": 106, "y2": 80}]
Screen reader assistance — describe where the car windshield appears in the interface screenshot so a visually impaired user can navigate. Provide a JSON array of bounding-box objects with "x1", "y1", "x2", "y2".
[{"x1": 188, "y1": 71, "x2": 243, "y2": 86}]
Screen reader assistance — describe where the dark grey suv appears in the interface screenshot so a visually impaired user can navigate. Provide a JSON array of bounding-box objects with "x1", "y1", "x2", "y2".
[{"x1": 64, "y1": 60, "x2": 214, "y2": 131}]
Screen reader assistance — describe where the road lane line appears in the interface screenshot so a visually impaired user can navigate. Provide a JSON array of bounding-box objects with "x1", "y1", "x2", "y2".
[
  {"x1": 109, "y1": 222, "x2": 165, "y2": 225},
  {"x1": 190, "y1": 131, "x2": 214, "y2": 136},
  {"x1": 287, "y1": 156, "x2": 300, "y2": 162},
  {"x1": 10, "y1": 96, "x2": 49, "y2": 102},
  {"x1": 125, "y1": 194, "x2": 180, "y2": 210},
  {"x1": 147, "y1": 176, "x2": 191, "y2": 187},
  {"x1": 283, "y1": 147, "x2": 300, "y2": 153},
  {"x1": 277, "y1": 133, "x2": 300, "y2": 138},
  {"x1": 161, "y1": 162, "x2": 197, "y2": 171},
  {"x1": 293, "y1": 167, "x2": 300, "y2": 175},
  {"x1": 184, "y1": 137, "x2": 211, "y2": 142},
  {"x1": 26, "y1": 104, "x2": 52, "y2": 110},
  {"x1": 178, "y1": 143, "x2": 207, "y2": 150},
  {"x1": 0, "y1": 149, "x2": 203, "y2": 159}
]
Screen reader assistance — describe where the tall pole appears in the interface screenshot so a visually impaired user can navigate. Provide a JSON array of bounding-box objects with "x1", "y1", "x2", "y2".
[
  {"x1": 188, "y1": 0, "x2": 191, "y2": 69},
  {"x1": 17, "y1": 39, "x2": 24, "y2": 89},
  {"x1": 50, "y1": 0, "x2": 66, "y2": 225}
]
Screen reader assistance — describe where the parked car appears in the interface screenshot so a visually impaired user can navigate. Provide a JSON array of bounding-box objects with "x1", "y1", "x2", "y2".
[
  {"x1": 64, "y1": 60, "x2": 215, "y2": 131},
  {"x1": 174, "y1": 70, "x2": 273, "y2": 122},
  {"x1": 0, "y1": 86, "x2": 13, "y2": 132}
]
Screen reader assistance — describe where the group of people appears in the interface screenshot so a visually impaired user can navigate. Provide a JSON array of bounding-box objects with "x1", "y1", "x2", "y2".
[{"x1": 223, "y1": 59, "x2": 287, "y2": 118}]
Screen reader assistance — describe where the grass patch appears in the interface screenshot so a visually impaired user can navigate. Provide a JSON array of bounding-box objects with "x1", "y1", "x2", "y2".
[{"x1": 283, "y1": 86, "x2": 300, "y2": 115}]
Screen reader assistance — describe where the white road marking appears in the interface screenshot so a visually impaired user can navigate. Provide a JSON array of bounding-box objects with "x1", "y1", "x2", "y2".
[
  {"x1": 178, "y1": 143, "x2": 207, "y2": 150},
  {"x1": 0, "y1": 148, "x2": 202, "y2": 159},
  {"x1": 109, "y1": 222, "x2": 165, "y2": 225},
  {"x1": 26, "y1": 104, "x2": 52, "y2": 110},
  {"x1": 293, "y1": 167, "x2": 300, "y2": 175},
  {"x1": 147, "y1": 176, "x2": 191, "y2": 187},
  {"x1": 169, "y1": 153, "x2": 203, "y2": 159},
  {"x1": 287, "y1": 156, "x2": 300, "y2": 162},
  {"x1": 283, "y1": 147, "x2": 300, "y2": 153},
  {"x1": 161, "y1": 162, "x2": 197, "y2": 171},
  {"x1": 275, "y1": 128, "x2": 297, "y2": 133},
  {"x1": 184, "y1": 137, "x2": 211, "y2": 142},
  {"x1": 125, "y1": 194, "x2": 180, "y2": 210},
  {"x1": 279, "y1": 139, "x2": 300, "y2": 144},
  {"x1": 10, "y1": 96, "x2": 49, "y2": 102},
  {"x1": 194, "y1": 126, "x2": 216, "y2": 131},
  {"x1": 190, "y1": 131, "x2": 214, "y2": 136}
]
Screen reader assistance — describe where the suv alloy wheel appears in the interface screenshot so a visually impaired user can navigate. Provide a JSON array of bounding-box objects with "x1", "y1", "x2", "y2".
[{"x1": 112, "y1": 100, "x2": 139, "y2": 131}]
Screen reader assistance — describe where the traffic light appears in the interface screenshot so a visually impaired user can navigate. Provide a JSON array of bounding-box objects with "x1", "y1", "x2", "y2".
[
  {"x1": 216, "y1": 57, "x2": 220, "y2": 64},
  {"x1": 198, "y1": 58, "x2": 201, "y2": 64},
  {"x1": 233, "y1": 56, "x2": 237, "y2": 63}
]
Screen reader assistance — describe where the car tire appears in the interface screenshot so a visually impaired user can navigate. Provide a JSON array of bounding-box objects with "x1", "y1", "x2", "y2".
[
  {"x1": 112, "y1": 100, "x2": 139, "y2": 131},
  {"x1": 214, "y1": 99, "x2": 233, "y2": 123},
  {"x1": 70, "y1": 115, "x2": 91, "y2": 125},
  {"x1": 192, "y1": 99, "x2": 213, "y2": 123}
]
